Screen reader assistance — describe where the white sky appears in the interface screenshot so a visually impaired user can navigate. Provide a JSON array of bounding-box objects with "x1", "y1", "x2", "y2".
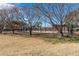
[
  {"x1": 0, "y1": 3, "x2": 15, "y2": 10},
  {"x1": 0, "y1": 0, "x2": 79, "y2": 3}
]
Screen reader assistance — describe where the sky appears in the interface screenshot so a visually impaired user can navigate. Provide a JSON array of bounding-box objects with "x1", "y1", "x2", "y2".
[
  {"x1": 15, "y1": 3, "x2": 79, "y2": 27},
  {"x1": 0, "y1": 0, "x2": 79, "y2": 3},
  {"x1": 0, "y1": 3, "x2": 50, "y2": 27},
  {"x1": 0, "y1": 3, "x2": 33, "y2": 9},
  {"x1": 16, "y1": 3, "x2": 33, "y2": 7},
  {"x1": 1, "y1": 3, "x2": 79, "y2": 12},
  {"x1": 1, "y1": 3, "x2": 79, "y2": 27}
]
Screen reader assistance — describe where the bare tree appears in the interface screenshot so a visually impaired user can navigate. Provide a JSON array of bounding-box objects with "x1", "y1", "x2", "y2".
[
  {"x1": 22, "y1": 7, "x2": 42, "y2": 36},
  {"x1": 0, "y1": 7, "x2": 21, "y2": 34},
  {"x1": 35, "y1": 3, "x2": 72, "y2": 37},
  {"x1": 65, "y1": 8, "x2": 79, "y2": 36}
]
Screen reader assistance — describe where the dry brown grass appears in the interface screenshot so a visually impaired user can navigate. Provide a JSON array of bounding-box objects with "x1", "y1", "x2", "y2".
[{"x1": 0, "y1": 34, "x2": 79, "y2": 56}]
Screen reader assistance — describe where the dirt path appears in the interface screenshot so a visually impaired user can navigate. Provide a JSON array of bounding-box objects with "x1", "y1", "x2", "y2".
[{"x1": 0, "y1": 34, "x2": 79, "y2": 56}]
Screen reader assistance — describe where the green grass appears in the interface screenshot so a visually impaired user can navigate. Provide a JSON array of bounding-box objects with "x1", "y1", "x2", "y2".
[
  {"x1": 26, "y1": 33, "x2": 79, "y2": 44},
  {"x1": 41, "y1": 35, "x2": 79, "y2": 44},
  {"x1": 3, "y1": 32, "x2": 79, "y2": 44}
]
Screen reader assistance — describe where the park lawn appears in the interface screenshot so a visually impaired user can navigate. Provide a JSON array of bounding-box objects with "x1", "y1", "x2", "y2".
[
  {"x1": 0, "y1": 34, "x2": 79, "y2": 55},
  {"x1": 43, "y1": 36, "x2": 79, "y2": 44}
]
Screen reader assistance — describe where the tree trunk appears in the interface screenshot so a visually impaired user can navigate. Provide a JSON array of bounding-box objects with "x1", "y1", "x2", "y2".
[
  {"x1": 67, "y1": 26, "x2": 70, "y2": 37},
  {"x1": 12, "y1": 29, "x2": 15, "y2": 34},
  {"x1": 60, "y1": 29, "x2": 64, "y2": 37},
  {"x1": 45, "y1": 27, "x2": 46, "y2": 32},
  {"x1": 58, "y1": 27, "x2": 64, "y2": 38},
  {"x1": 67, "y1": 25, "x2": 74, "y2": 37},
  {"x1": 0, "y1": 29, "x2": 2, "y2": 33},
  {"x1": 0, "y1": 27, "x2": 3, "y2": 33},
  {"x1": 70, "y1": 25, "x2": 74, "y2": 36},
  {"x1": 29, "y1": 27, "x2": 32, "y2": 36}
]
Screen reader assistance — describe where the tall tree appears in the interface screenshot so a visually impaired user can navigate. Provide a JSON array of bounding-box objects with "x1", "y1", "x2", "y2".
[
  {"x1": 35, "y1": 3, "x2": 72, "y2": 37},
  {"x1": 22, "y1": 6, "x2": 42, "y2": 36}
]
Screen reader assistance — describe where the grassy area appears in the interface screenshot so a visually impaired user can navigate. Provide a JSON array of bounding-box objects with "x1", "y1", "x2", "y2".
[
  {"x1": 0, "y1": 33, "x2": 79, "y2": 55},
  {"x1": 42, "y1": 36, "x2": 79, "y2": 44},
  {"x1": 3, "y1": 32, "x2": 79, "y2": 44},
  {"x1": 31, "y1": 33, "x2": 79, "y2": 44}
]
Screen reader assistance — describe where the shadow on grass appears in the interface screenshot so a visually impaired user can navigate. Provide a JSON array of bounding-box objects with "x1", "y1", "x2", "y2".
[
  {"x1": 32, "y1": 33, "x2": 79, "y2": 44},
  {"x1": 2, "y1": 32, "x2": 79, "y2": 44}
]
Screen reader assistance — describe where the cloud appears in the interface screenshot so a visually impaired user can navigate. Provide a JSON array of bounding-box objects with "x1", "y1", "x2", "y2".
[{"x1": 0, "y1": 3, "x2": 15, "y2": 10}]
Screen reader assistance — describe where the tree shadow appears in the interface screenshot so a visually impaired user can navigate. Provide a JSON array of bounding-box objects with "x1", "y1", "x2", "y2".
[{"x1": 2, "y1": 31, "x2": 79, "y2": 44}]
